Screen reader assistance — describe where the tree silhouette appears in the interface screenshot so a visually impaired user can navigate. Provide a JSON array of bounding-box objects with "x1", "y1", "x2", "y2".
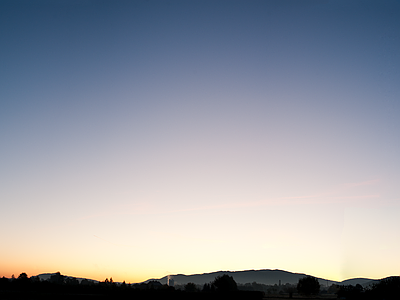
[
  {"x1": 284, "y1": 285, "x2": 297, "y2": 298},
  {"x1": 14, "y1": 272, "x2": 30, "y2": 289},
  {"x1": 202, "y1": 283, "x2": 211, "y2": 292},
  {"x1": 49, "y1": 272, "x2": 65, "y2": 285},
  {"x1": 184, "y1": 282, "x2": 198, "y2": 292},
  {"x1": 337, "y1": 284, "x2": 364, "y2": 299},
  {"x1": 370, "y1": 276, "x2": 400, "y2": 299},
  {"x1": 297, "y1": 276, "x2": 320, "y2": 296},
  {"x1": 17, "y1": 273, "x2": 28, "y2": 280},
  {"x1": 65, "y1": 277, "x2": 79, "y2": 285},
  {"x1": 212, "y1": 274, "x2": 238, "y2": 292}
]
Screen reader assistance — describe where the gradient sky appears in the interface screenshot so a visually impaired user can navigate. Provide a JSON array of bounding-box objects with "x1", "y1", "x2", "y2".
[{"x1": 1, "y1": 0, "x2": 400, "y2": 284}]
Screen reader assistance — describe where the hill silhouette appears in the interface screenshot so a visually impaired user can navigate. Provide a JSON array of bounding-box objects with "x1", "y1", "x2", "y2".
[
  {"x1": 34, "y1": 273, "x2": 98, "y2": 284},
  {"x1": 142, "y1": 269, "x2": 365, "y2": 286},
  {"x1": 33, "y1": 269, "x2": 381, "y2": 288},
  {"x1": 3, "y1": 270, "x2": 397, "y2": 300}
]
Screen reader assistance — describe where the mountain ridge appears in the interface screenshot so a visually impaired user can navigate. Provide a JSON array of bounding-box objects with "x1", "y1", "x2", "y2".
[
  {"x1": 142, "y1": 269, "x2": 380, "y2": 287},
  {"x1": 32, "y1": 269, "x2": 383, "y2": 288},
  {"x1": 34, "y1": 273, "x2": 98, "y2": 284}
]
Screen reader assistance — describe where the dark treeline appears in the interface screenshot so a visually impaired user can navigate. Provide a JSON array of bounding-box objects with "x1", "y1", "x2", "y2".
[
  {"x1": 335, "y1": 276, "x2": 400, "y2": 300},
  {"x1": 0, "y1": 273, "x2": 263, "y2": 300},
  {"x1": 1, "y1": 272, "x2": 399, "y2": 299}
]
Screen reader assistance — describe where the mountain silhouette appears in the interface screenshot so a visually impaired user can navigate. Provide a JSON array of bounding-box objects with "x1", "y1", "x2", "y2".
[
  {"x1": 34, "y1": 269, "x2": 381, "y2": 288},
  {"x1": 143, "y1": 269, "x2": 381, "y2": 288},
  {"x1": 143, "y1": 269, "x2": 337, "y2": 286},
  {"x1": 339, "y1": 278, "x2": 379, "y2": 287},
  {"x1": 34, "y1": 273, "x2": 98, "y2": 284}
]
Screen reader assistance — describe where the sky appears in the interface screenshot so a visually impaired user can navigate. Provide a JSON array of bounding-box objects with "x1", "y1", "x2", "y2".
[{"x1": 1, "y1": 0, "x2": 400, "y2": 284}]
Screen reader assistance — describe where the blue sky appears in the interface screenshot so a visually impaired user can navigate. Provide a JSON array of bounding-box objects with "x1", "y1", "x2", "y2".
[{"x1": 1, "y1": 0, "x2": 400, "y2": 283}]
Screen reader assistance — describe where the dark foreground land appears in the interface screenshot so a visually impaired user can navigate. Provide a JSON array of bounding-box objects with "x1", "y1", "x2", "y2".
[
  {"x1": 264, "y1": 296, "x2": 337, "y2": 299},
  {"x1": 2, "y1": 274, "x2": 399, "y2": 299},
  {"x1": 0, "y1": 290, "x2": 264, "y2": 300},
  {"x1": 2, "y1": 287, "x2": 400, "y2": 300}
]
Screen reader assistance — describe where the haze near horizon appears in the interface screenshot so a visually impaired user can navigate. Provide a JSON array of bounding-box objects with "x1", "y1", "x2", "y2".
[{"x1": 1, "y1": 0, "x2": 399, "y2": 283}]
